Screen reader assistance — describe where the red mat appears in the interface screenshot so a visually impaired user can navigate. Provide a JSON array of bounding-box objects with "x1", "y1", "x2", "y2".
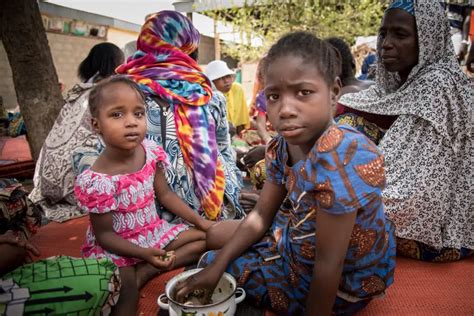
[
  {"x1": 0, "y1": 135, "x2": 35, "y2": 178},
  {"x1": 32, "y1": 217, "x2": 474, "y2": 315}
]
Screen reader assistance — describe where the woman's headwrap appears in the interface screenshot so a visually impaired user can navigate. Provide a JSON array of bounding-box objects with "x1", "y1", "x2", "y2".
[
  {"x1": 116, "y1": 11, "x2": 225, "y2": 220},
  {"x1": 387, "y1": 0, "x2": 415, "y2": 16}
]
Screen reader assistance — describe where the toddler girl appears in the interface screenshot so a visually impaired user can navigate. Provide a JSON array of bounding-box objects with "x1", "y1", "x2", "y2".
[
  {"x1": 74, "y1": 76, "x2": 213, "y2": 315},
  {"x1": 174, "y1": 32, "x2": 396, "y2": 315}
]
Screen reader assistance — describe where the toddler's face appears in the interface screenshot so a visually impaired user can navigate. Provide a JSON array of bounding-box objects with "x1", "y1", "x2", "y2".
[
  {"x1": 93, "y1": 82, "x2": 147, "y2": 151},
  {"x1": 264, "y1": 55, "x2": 338, "y2": 154}
]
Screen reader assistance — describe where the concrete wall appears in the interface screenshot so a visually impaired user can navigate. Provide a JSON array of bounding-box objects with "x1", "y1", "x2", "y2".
[
  {"x1": 0, "y1": 25, "x2": 143, "y2": 111},
  {"x1": 48, "y1": 33, "x2": 103, "y2": 95},
  {"x1": 107, "y1": 28, "x2": 139, "y2": 51},
  {"x1": 0, "y1": 33, "x2": 102, "y2": 110},
  {"x1": 241, "y1": 62, "x2": 258, "y2": 103},
  {"x1": 198, "y1": 35, "x2": 215, "y2": 65}
]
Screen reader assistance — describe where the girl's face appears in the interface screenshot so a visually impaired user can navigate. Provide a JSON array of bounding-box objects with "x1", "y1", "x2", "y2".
[
  {"x1": 92, "y1": 82, "x2": 147, "y2": 152},
  {"x1": 264, "y1": 54, "x2": 339, "y2": 154}
]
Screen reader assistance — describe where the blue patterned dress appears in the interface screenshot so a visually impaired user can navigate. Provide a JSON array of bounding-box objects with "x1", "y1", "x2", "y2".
[
  {"x1": 145, "y1": 93, "x2": 244, "y2": 221},
  {"x1": 201, "y1": 125, "x2": 396, "y2": 315}
]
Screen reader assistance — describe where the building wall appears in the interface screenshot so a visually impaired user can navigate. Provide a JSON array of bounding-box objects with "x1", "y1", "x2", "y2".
[
  {"x1": 198, "y1": 35, "x2": 215, "y2": 65},
  {"x1": 48, "y1": 33, "x2": 103, "y2": 95},
  {"x1": 0, "y1": 27, "x2": 142, "y2": 111},
  {"x1": 107, "y1": 28, "x2": 138, "y2": 50},
  {"x1": 241, "y1": 62, "x2": 258, "y2": 103}
]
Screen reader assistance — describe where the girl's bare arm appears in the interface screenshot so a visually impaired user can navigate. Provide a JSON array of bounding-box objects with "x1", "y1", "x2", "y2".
[
  {"x1": 90, "y1": 212, "x2": 171, "y2": 269},
  {"x1": 174, "y1": 180, "x2": 287, "y2": 301},
  {"x1": 305, "y1": 209, "x2": 357, "y2": 316},
  {"x1": 154, "y1": 168, "x2": 213, "y2": 231}
]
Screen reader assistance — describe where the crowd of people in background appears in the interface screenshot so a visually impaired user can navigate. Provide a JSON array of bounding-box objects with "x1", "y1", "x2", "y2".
[{"x1": 1, "y1": 0, "x2": 473, "y2": 315}]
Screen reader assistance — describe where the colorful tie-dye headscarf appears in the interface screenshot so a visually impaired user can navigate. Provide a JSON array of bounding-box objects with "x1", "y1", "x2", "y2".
[
  {"x1": 387, "y1": 0, "x2": 415, "y2": 15},
  {"x1": 116, "y1": 11, "x2": 224, "y2": 220}
]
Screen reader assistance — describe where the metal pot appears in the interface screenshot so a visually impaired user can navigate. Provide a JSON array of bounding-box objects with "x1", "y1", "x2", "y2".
[{"x1": 157, "y1": 268, "x2": 246, "y2": 316}]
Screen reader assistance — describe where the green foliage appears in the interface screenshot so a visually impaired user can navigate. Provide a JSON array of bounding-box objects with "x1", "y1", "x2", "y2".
[{"x1": 206, "y1": 0, "x2": 387, "y2": 62}]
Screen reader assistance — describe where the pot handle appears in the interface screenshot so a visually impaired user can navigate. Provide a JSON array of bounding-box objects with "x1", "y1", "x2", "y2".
[
  {"x1": 157, "y1": 294, "x2": 170, "y2": 310},
  {"x1": 235, "y1": 287, "x2": 246, "y2": 304}
]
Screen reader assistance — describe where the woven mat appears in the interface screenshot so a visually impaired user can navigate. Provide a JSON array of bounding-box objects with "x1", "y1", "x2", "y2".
[{"x1": 33, "y1": 217, "x2": 474, "y2": 315}]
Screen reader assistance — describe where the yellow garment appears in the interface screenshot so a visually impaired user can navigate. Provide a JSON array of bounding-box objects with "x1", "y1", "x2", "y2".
[{"x1": 225, "y1": 82, "x2": 250, "y2": 128}]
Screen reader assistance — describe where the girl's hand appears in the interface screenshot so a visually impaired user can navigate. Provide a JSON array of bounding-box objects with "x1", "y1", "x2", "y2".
[
  {"x1": 141, "y1": 247, "x2": 176, "y2": 270},
  {"x1": 173, "y1": 264, "x2": 223, "y2": 304}
]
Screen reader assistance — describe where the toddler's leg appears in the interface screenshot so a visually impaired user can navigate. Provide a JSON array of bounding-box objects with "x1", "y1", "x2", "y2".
[
  {"x1": 136, "y1": 228, "x2": 206, "y2": 288},
  {"x1": 166, "y1": 228, "x2": 207, "y2": 267},
  {"x1": 112, "y1": 266, "x2": 139, "y2": 316},
  {"x1": 136, "y1": 260, "x2": 170, "y2": 289}
]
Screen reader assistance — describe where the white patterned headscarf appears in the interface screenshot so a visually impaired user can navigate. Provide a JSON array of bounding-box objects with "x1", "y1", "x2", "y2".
[{"x1": 339, "y1": 0, "x2": 473, "y2": 250}]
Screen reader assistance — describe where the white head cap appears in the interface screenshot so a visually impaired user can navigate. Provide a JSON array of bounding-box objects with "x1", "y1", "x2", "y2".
[{"x1": 205, "y1": 60, "x2": 235, "y2": 81}]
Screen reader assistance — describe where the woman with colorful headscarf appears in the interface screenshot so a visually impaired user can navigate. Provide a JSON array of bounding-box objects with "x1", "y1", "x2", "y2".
[
  {"x1": 116, "y1": 11, "x2": 243, "y2": 222},
  {"x1": 338, "y1": 0, "x2": 473, "y2": 262}
]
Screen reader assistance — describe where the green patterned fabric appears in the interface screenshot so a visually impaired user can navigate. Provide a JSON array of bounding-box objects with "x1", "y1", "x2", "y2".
[{"x1": 1, "y1": 256, "x2": 120, "y2": 315}]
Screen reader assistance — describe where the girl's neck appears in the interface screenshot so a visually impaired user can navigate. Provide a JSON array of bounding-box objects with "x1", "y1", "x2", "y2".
[
  {"x1": 287, "y1": 120, "x2": 335, "y2": 164},
  {"x1": 286, "y1": 144, "x2": 306, "y2": 166},
  {"x1": 94, "y1": 145, "x2": 145, "y2": 176},
  {"x1": 103, "y1": 145, "x2": 136, "y2": 161}
]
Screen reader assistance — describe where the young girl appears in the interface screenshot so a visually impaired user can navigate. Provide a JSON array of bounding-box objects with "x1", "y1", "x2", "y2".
[
  {"x1": 174, "y1": 32, "x2": 396, "y2": 315},
  {"x1": 74, "y1": 76, "x2": 213, "y2": 316}
]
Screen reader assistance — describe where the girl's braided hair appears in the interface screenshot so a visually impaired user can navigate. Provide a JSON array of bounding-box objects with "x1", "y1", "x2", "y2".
[{"x1": 263, "y1": 31, "x2": 341, "y2": 86}]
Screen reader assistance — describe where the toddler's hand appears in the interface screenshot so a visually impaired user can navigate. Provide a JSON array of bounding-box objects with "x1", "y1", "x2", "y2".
[
  {"x1": 142, "y1": 247, "x2": 175, "y2": 270},
  {"x1": 198, "y1": 219, "x2": 215, "y2": 232}
]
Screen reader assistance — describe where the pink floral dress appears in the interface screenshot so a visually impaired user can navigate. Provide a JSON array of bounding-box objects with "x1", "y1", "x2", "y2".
[{"x1": 74, "y1": 140, "x2": 188, "y2": 267}]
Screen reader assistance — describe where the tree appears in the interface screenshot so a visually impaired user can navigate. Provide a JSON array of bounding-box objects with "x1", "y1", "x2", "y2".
[
  {"x1": 0, "y1": 0, "x2": 64, "y2": 160},
  {"x1": 207, "y1": 0, "x2": 387, "y2": 61}
]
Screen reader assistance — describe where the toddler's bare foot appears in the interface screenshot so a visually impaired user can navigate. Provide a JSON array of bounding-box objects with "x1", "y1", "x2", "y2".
[{"x1": 136, "y1": 263, "x2": 160, "y2": 289}]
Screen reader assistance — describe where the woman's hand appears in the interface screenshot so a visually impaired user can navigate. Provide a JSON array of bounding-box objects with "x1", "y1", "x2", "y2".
[
  {"x1": 0, "y1": 230, "x2": 40, "y2": 259},
  {"x1": 173, "y1": 264, "x2": 224, "y2": 304},
  {"x1": 141, "y1": 247, "x2": 176, "y2": 270},
  {"x1": 243, "y1": 145, "x2": 266, "y2": 169}
]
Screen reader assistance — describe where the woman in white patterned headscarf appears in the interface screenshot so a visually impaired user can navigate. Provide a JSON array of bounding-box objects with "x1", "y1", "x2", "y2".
[{"x1": 338, "y1": 0, "x2": 473, "y2": 262}]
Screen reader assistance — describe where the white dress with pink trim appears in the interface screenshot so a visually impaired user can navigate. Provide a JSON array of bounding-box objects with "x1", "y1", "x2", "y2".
[{"x1": 74, "y1": 140, "x2": 188, "y2": 267}]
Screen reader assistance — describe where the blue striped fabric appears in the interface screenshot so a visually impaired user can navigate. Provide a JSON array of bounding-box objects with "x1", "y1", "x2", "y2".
[{"x1": 387, "y1": 0, "x2": 415, "y2": 15}]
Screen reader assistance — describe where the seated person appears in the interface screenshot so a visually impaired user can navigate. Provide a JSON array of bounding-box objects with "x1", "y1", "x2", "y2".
[
  {"x1": 338, "y1": 0, "x2": 473, "y2": 261},
  {"x1": 325, "y1": 37, "x2": 373, "y2": 96},
  {"x1": 205, "y1": 60, "x2": 250, "y2": 135},
  {"x1": 29, "y1": 43, "x2": 124, "y2": 222},
  {"x1": 174, "y1": 32, "x2": 396, "y2": 315},
  {"x1": 116, "y1": 12, "x2": 244, "y2": 222},
  {"x1": 74, "y1": 77, "x2": 213, "y2": 315}
]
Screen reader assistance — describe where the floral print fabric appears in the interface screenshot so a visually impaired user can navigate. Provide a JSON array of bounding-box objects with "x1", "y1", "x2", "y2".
[
  {"x1": 202, "y1": 125, "x2": 396, "y2": 315},
  {"x1": 29, "y1": 83, "x2": 99, "y2": 222},
  {"x1": 145, "y1": 93, "x2": 244, "y2": 222},
  {"x1": 74, "y1": 140, "x2": 187, "y2": 267}
]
